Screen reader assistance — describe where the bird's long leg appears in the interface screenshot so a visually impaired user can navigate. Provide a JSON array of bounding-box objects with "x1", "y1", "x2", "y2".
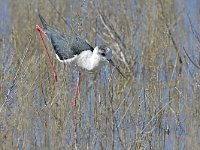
[
  {"x1": 36, "y1": 25, "x2": 57, "y2": 81},
  {"x1": 71, "y1": 72, "x2": 81, "y2": 110},
  {"x1": 71, "y1": 72, "x2": 81, "y2": 149}
]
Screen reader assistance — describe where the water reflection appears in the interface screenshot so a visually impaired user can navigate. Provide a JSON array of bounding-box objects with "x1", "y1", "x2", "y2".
[{"x1": 0, "y1": 0, "x2": 200, "y2": 149}]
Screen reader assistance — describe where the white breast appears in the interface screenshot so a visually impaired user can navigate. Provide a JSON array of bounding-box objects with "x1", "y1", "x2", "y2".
[{"x1": 76, "y1": 50, "x2": 106, "y2": 71}]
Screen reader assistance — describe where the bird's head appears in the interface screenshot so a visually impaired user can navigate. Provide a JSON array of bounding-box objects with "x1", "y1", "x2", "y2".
[
  {"x1": 94, "y1": 45, "x2": 125, "y2": 78},
  {"x1": 94, "y1": 45, "x2": 112, "y2": 60}
]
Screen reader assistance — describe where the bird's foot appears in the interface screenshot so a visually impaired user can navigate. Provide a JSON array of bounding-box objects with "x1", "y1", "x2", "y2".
[
  {"x1": 71, "y1": 97, "x2": 76, "y2": 111},
  {"x1": 36, "y1": 25, "x2": 47, "y2": 36}
]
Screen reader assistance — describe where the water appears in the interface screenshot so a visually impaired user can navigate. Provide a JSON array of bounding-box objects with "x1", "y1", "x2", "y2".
[{"x1": 0, "y1": 0, "x2": 200, "y2": 149}]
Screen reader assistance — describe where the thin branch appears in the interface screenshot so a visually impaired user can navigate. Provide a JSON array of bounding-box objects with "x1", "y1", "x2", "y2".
[
  {"x1": 47, "y1": 0, "x2": 72, "y2": 31},
  {"x1": 0, "y1": 38, "x2": 32, "y2": 113},
  {"x1": 90, "y1": 1, "x2": 129, "y2": 67},
  {"x1": 137, "y1": 100, "x2": 171, "y2": 134},
  {"x1": 187, "y1": 13, "x2": 200, "y2": 44},
  {"x1": 158, "y1": 0, "x2": 182, "y2": 64},
  {"x1": 183, "y1": 47, "x2": 200, "y2": 69}
]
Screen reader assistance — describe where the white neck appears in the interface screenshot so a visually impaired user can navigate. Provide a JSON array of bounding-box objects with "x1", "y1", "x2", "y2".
[{"x1": 76, "y1": 47, "x2": 106, "y2": 71}]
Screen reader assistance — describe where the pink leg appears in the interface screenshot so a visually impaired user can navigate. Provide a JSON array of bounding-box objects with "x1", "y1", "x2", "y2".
[
  {"x1": 71, "y1": 72, "x2": 81, "y2": 110},
  {"x1": 36, "y1": 25, "x2": 57, "y2": 81},
  {"x1": 36, "y1": 25, "x2": 47, "y2": 37}
]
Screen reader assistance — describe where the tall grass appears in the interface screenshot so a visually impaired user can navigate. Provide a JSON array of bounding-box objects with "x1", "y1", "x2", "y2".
[{"x1": 0, "y1": 0, "x2": 200, "y2": 149}]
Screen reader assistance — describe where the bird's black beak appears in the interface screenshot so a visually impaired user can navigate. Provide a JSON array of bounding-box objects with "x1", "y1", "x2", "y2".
[{"x1": 108, "y1": 59, "x2": 126, "y2": 78}]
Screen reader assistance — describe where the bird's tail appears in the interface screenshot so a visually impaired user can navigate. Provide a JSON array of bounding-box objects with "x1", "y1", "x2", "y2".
[{"x1": 38, "y1": 14, "x2": 48, "y2": 28}]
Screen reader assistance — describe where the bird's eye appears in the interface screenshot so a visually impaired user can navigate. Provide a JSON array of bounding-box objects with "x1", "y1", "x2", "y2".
[{"x1": 101, "y1": 53, "x2": 106, "y2": 56}]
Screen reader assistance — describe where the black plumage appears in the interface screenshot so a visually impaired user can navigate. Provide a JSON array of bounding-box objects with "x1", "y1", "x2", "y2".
[{"x1": 38, "y1": 14, "x2": 93, "y2": 60}]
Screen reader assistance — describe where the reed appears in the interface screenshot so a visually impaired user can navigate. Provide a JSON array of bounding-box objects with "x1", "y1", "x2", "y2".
[{"x1": 0, "y1": 0, "x2": 199, "y2": 149}]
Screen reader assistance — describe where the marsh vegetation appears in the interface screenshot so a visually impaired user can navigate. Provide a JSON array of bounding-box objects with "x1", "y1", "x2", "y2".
[{"x1": 0, "y1": 0, "x2": 200, "y2": 149}]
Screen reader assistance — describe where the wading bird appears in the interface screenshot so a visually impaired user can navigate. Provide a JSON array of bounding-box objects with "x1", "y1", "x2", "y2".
[{"x1": 36, "y1": 14, "x2": 124, "y2": 109}]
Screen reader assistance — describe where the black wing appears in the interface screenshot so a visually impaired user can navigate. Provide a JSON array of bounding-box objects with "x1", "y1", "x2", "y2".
[
  {"x1": 50, "y1": 33, "x2": 93, "y2": 60},
  {"x1": 38, "y1": 14, "x2": 93, "y2": 60}
]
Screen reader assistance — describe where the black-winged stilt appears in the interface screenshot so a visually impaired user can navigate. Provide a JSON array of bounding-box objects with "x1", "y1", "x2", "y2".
[{"x1": 36, "y1": 14, "x2": 124, "y2": 109}]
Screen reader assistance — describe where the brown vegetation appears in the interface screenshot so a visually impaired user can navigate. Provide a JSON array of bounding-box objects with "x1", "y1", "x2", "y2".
[{"x1": 0, "y1": 0, "x2": 200, "y2": 149}]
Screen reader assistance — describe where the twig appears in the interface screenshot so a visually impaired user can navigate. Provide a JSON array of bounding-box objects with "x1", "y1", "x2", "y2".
[
  {"x1": 47, "y1": 0, "x2": 72, "y2": 31},
  {"x1": 158, "y1": 0, "x2": 182, "y2": 64},
  {"x1": 0, "y1": 38, "x2": 32, "y2": 113},
  {"x1": 183, "y1": 47, "x2": 200, "y2": 69},
  {"x1": 187, "y1": 13, "x2": 200, "y2": 44},
  {"x1": 90, "y1": 1, "x2": 129, "y2": 68},
  {"x1": 139, "y1": 99, "x2": 174, "y2": 135}
]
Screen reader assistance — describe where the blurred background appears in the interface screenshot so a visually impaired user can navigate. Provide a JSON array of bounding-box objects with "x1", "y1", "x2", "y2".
[{"x1": 0, "y1": 0, "x2": 200, "y2": 149}]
